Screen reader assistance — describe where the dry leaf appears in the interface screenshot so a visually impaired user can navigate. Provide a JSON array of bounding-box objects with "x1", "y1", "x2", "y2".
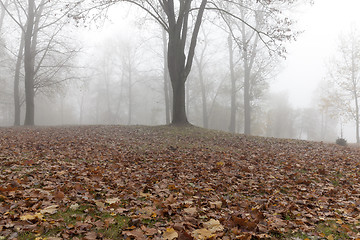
[
  {"x1": 163, "y1": 228, "x2": 178, "y2": 240},
  {"x1": 191, "y1": 228, "x2": 214, "y2": 240},
  {"x1": 203, "y1": 219, "x2": 224, "y2": 233},
  {"x1": 40, "y1": 205, "x2": 59, "y2": 214},
  {"x1": 105, "y1": 197, "x2": 120, "y2": 204}
]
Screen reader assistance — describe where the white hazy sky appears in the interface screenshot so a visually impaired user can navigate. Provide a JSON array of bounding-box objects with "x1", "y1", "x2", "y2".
[{"x1": 272, "y1": 0, "x2": 360, "y2": 108}]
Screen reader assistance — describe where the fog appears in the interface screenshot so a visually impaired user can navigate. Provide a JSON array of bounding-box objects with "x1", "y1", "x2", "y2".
[{"x1": 1, "y1": 0, "x2": 360, "y2": 142}]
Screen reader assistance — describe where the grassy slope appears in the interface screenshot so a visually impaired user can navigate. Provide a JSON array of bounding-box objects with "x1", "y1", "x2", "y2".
[{"x1": 0, "y1": 125, "x2": 360, "y2": 239}]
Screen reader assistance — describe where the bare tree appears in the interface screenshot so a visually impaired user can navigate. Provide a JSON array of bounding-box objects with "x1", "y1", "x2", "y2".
[
  {"x1": 80, "y1": 0, "x2": 300, "y2": 125},
  {"x1": 1, "y1": 0, "x2": 81, "y2": 125},
  {"x1": 326, "y1": 27, "x2": 360, "y2": 143},
  {"x1": 228, "y1": 33, "x2": 237, "y2": 133},
  {"x1": 222, "y1": 1, "x2": 284, "y2": 135},
  {"x1": 194, "y1": 28, "x2": 213, "y2": 128}
]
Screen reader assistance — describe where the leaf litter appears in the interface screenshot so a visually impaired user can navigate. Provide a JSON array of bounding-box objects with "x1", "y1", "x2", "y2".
[{"x1": 1, "y1": 125, "x2": 360, "y2": 239}]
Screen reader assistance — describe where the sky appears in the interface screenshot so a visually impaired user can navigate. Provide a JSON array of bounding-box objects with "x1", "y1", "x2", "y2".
[{"x1": 272, "y1": 0, "x2": 360, "y2": 108}]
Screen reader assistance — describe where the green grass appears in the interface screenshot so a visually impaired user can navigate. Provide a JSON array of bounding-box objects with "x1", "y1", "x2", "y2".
[{"x1": 14, "y1": 204, "x2": 131, "y2": 240}]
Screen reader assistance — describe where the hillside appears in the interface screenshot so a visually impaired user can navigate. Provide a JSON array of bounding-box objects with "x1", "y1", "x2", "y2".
[{"x1": 1, "y1": 125, "x2": 360, "y2": 239}]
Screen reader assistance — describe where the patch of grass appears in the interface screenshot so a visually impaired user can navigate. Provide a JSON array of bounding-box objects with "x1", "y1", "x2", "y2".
[
  {"x1": 98, "y1": 215, "x2": 129, "y2": 239},
  {"x1": 316, "y1": 220, "x2": 351, "y2": 239},
  {"x1": 141, "y1": 218, "x2": 158, "y2": 227},
  {"x1": 331, "y1": 179, "x2": 340, "y2": 186},
  {"x1": 18, "y1": 232, "x2": 36, "y2": 240}
]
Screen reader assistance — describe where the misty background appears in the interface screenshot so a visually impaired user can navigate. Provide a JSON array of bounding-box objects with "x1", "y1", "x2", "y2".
[{"x1": 1, "y1": 0, "x2": 360, "y2": 142}]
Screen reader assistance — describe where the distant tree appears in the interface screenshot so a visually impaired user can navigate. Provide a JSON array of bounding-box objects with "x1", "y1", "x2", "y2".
[
  {"x1": 265, "y1": 92, "x2": 295, "y2": 139},
  {"x1": 222, "y1": 0, "x2": 283, "y2": 135},
  {"x1": 0, "y1": 0, "x2": 81, "y2": 126},
  {"x1": 81, "y1": 0, "x2": 301, "y2": 125},
  {"x1": 227, "y1": 33, "x2": 238, "y2": 133},
  {"x1": 194, "y1": 28, "x2": 214, "y2": 129},
  {"x1": 326, "y1": 27, "x2": 360, "y2": 143}
]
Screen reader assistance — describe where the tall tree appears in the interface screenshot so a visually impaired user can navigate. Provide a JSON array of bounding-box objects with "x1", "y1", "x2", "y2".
[
  {"x1": 326, "y1": 27, "x2": 360, "y2": 143},
  {"x1": 83, "y1": 0, "x2": 299, "y2": 125},
  {"x1": 194, "y1": 28, "x2": 212, "y2": 128},
  {"x1": 228, "y1": 33, "x2": 237, "y2": 133},
  {"x1": 1, "y1": 0, "x2": 81, "y2": 125},
  {"x1": 222, "y1": 1, "x2": 284, "y2": 135}
]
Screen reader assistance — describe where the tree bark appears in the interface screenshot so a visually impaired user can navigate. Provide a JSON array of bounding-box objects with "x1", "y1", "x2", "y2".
[
  {"x1": 228, "y1": 34, "x2": 236, "y2": 133},
  {"x1": 24, "y1": 0, "x2": 35, "y2": 126},
  {"x1": 171, "y1": 76, "x2": 188, "y2": 125},
  {"x1": 14, "y1": 31, "x2": 25, "y2": 126}
]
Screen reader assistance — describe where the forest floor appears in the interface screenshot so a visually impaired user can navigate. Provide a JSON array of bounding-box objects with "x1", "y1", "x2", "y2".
[{"x1": 1, "y1": 125, "x2": 360, "y2": 240}]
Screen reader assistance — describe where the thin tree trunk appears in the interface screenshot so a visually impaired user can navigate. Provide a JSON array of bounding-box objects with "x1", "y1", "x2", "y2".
[
  {"x1": 0, "y1": 0, "x2": 8, "y2": 32},
  {"x1": 115, "y1": 62, "x2": 125, "y2": 123},
  {"x1": 14, "y1": 31, "x2": 25, "y2": 126},
  {"x1": 162, "y1": 28, "x2": 171, "y2": 124},
  {"x1": 228, "y1": 34, "x2": 236, "y2": 133},
  {"x1": 355, "y1": 92, "x2": 360, "y2": 143},
  {"x1": 195, "y1": 56, "x2": 208, "y2": 128},
  {"x1": 244, "y1": 64, "x2": 251, "y2": 135},
  {"x1": 79, "y1": 93, "x2": 84, "y2": 125},
  {"x1": 24, "y1": 0, "x2": 35, "y2": 126},
  {"x1": 127, "y1": 59, "x2": 132, "y2": 125}
]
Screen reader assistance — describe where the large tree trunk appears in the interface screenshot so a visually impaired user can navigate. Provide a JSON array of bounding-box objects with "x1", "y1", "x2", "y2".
[
  {"x1": 24, "y1": 0, "x2": 35, "y2": 126},
  {"x1": 14, "y1": 32, "x2": 25, "y2": 126},
  {"x1": 228, "y1": 34, "x2": 236, "y2": 133},
  {"x1": 167, "y1": 29, "x2": 189, "y2": 125},
  {"x1": 171, "y1": 77, "x2": 188, "y2": 125},
  {"x1": 164, "y1": 0, "x2": 207, "y2": 125}
]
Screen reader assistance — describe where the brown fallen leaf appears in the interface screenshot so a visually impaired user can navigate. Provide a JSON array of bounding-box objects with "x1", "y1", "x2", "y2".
[
  {"x1": 83, "y1": 231, "x2": 98, "y2": 240},
  {"x1": 54, "y1": 191, "x2": 65, "y2": 201},
  {"x1": 40, "y1": 205, "x2": 59, "y2": 214},
  {"x1": 191, "y1": 228, "x2": 215, "y2": 240},
  {"x1": 123, "y1": 228, "x2": 146, "y2": 240},
  {"x1": 163, "y1": 227, "x2": 178, "y2": 240},
  {"x1": 203, "y1": 219, "x2": 224, "y2": 233}
]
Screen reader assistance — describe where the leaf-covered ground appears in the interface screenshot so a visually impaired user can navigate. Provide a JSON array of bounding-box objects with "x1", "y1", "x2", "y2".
[{"x1": 1, "y1": 125, "x2": 360, "y2": 240}]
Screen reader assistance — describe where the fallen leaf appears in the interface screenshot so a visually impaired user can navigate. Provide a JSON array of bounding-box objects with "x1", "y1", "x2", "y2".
[
  {"x1": 203, "y1": 219, "x2": 224, "y2": 233},
  {"x1": 191, "y1": 228, "x2": 214, "y2": 240},
  {"x1": 123, "y1": 228, "x2": 146, "y2": 240},
  {"x1": 184, "y1": 207, "x2": 197, "y2": 215},
  {"x1": 163, "y1": 228, "x2": 178, "y2": 240},
  {"x1": 40, "y1": 205, "x2": 59, "y2": 214},
  {"x1": 105, "y1": 197, "x2": 120, "y2": 204}
]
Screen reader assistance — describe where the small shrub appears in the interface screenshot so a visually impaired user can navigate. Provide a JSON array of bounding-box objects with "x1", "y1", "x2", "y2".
[{"x1": 336, "y1": 138, "x2": 347, "y2": 146}]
